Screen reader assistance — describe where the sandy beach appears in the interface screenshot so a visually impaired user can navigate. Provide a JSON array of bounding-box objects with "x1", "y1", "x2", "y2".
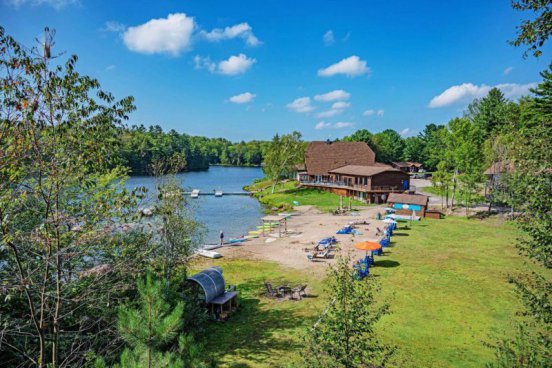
[{"x1": 216, "y1": 205, "x2": 389, "y2": 276}]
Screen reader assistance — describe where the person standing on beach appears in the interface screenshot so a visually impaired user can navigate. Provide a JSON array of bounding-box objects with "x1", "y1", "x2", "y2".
[{"x1": 219, "y1": 230, "x2": 224, "y2": 245}]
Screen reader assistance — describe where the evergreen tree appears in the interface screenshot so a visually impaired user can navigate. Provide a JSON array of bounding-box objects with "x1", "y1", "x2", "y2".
[
  {"x1": 304, "y1": 254, "x2": 392, "y2": 368},
  {"x1": 116, "y1": 272, "x2": 184, "y2": 368}
]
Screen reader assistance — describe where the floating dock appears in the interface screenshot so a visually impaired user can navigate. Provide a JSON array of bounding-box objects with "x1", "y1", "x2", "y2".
[{"x1": 185, "y1": 191, "x2": 250, "y2": 196}]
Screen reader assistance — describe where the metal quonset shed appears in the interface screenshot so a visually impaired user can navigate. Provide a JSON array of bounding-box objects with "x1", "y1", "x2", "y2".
[{"x1": 187, "y1": 267, "x2": 238, "y2": 321}]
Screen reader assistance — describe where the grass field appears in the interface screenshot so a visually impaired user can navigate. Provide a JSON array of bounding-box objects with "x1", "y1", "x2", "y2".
[
  {"x1": 245, "y1": 179, "x2": 369, "y2": 212},
  {"x1": 192, "y1": 217, "x2": 549, "y2": 367}
]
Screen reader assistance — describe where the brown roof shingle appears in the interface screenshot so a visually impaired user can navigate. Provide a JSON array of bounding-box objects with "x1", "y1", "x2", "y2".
[
  {"x1": 387, "y1": 193, "x2": 429, "y2": 207},
  {"x1": 328, "y1": 164, "x2": 405, "y2": 177},
  {"x1": 305, "y1": 141, "x2": 376, "y2": 175}
]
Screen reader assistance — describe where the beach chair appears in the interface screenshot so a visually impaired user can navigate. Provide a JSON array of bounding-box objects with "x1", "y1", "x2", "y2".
[
  {"x1": 314, "y1": 249, "x2": 332, "y2": 259},
  {"x1": 360, "y1": 259, "x2": 370, "y2": 278}
]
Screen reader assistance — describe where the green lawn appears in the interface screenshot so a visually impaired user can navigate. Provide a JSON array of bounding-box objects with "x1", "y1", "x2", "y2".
[
  {"x1": 192, "y1": 217, "x2": 549, "y2": 367},
  {"x1": 246, "y1": 179, "x2": 370, "y2": 212},
  {"x1": 189, "y1": 259, "x2": 326, "y2": 367}
]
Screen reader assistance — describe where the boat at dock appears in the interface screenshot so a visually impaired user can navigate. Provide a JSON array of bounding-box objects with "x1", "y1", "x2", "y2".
[{"x1": 191, "y1": 189, "x2": 200, "y2": 198}]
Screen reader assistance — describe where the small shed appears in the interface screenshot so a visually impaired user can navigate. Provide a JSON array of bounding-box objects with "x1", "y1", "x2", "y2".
[
  {"x1": 386, "y1": 193, "x2": 429, "y2": 217},
  {"x1": 187, "y1": 267, "x2": 238, "y2": 321}
]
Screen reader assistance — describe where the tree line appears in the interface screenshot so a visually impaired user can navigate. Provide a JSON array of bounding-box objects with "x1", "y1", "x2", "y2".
[{"x1": 117, "y1": 125, "x2": 270, "y2": 175}]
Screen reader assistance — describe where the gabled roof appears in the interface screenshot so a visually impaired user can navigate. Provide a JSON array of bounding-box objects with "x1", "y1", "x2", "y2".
[
  {"x1": 328, "y1": 164, "x2": 406, "y2": 177},
  {"x1": 392, "y1": 161, "x2": 423, "y2": 168},
  {"x1": 387, "y1": 193, "x2": 429, "y2": 207},
  {"x1": 305, "y1": 141, "x2": 376, "y2": 175}
]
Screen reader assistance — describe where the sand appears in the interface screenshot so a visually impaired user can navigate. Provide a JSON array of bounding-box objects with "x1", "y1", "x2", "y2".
[{"x1": 216, "y1": 205, "x2": 389, "y2": 276}]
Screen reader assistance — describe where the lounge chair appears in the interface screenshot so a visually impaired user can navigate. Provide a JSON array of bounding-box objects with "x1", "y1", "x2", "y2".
[
  {"x1": 313, "y1": 249, "x2": 332, "y2": 259},
  {"x1": 291, "y1": 285, "x2": 308, "y2": 300}
]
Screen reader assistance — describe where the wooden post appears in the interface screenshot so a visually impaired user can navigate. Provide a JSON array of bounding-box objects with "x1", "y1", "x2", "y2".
[
  {"x1": 339, "y1": 195, "x2": 343, "y2": 211},
  {"x1": 348, "y1": 196, "x2": 352, "y2": 210}
]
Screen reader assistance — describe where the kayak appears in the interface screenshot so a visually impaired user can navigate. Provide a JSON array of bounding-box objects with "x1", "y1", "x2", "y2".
[
  {"x1": 228, "y1": 238, "x2": 246, "y2": 244},
  {"x1": 197, "y1": 250, "x2": 222, "y2": 259}
]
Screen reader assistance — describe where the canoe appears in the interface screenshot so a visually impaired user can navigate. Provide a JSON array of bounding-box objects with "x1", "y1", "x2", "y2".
[
  {"x1": 197, "y1": 250, "x2": 222, "y2": 259},
  {"x1": 248, "y1": 230, "x2": 263, "y2": 235},
  {"x1": 243, "y1": 235, "x2": 258, "y2": 239}
]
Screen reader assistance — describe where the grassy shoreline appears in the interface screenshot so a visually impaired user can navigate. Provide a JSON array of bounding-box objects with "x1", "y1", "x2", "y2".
[{"x1": 244, "y1": 178, "x2": 371, "y2": 212}]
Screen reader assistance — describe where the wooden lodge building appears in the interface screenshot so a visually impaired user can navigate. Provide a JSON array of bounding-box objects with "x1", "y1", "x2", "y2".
[{"x1": 297, "y1": 141, "x2": 411, "y2": 204}]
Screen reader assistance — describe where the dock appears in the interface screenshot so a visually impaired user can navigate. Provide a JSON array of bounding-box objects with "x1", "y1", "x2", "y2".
[{"x1": 186, "y1": 190, "x2": 250, "y2": 197}]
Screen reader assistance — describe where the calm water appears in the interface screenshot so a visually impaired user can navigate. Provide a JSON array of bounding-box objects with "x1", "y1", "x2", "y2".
[{"x1": 125, "y1": 166, "x2": 264, "y2": 244}]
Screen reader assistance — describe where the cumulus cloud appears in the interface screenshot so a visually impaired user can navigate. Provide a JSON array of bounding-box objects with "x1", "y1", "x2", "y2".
[
  {"x1": 194, "y1": 54, "x2": 256, "y2": 75},
  {"x1": 323, "y1": 30, "x2": 334, "y2": 46},
  {"x1": 504, "y1": 66, "x2": 514, "y2": 75},
  {"x1": 314, "y1": 89, "x2": 351, "y2": 102},
  {"x1": 218, "y1": 53, "x2": 256, "y2": 75},
  {"x1": 316, "y1": 101, "x2": 351, "y2": 118},
  {"x1": 5, "y1": 0, "x2": 77, "y2": 9},
  {"x1": 287, "y1": 97, "x2": 315, "y2": 113},
  {"x1": 123, "y1": 13, "x2": 195, "y2": 55},
  {"x1": 229, "y1": 92, "x2": 256, "y2": 104},
  {"x1": 201, "y1": 22, "x2": 261, "y2": 46},
  {"x1": 315, "y1": 121, "x2": 354, "y2": 129},
  {"x1": 332, "y1": 101, "x2": 350, "y2": 109},
  {"x1": 315, "y1": 122, "x2": 332, "y2": 130},
  {"x1": 363, "y1": 109, "x2": 384, "y2": 117},
  {"x1": 318, "y1": 55, "x2": 370, "y2": 77},
  {"x1": 428, "y1": 82, "x2": 536, "y2": 108}
]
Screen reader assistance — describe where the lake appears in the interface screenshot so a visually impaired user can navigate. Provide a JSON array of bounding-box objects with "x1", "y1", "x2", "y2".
[{"x1": 125, "y1": 166, "x2": 264, "y2": 244}]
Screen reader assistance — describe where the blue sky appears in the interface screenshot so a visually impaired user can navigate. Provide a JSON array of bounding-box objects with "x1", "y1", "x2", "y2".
[{"x1": 1, "y1": 0, "x2": 549, "y2": 141}]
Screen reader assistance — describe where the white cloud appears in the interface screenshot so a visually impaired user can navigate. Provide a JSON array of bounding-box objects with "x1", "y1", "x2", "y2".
[
  {"x1": 105, "y1": 65, "x2": 116, "y2": 71},
  {"x1": 218, "y1": 53, "x2": 256, "y2": 75},
  {"x1": 428, "y1": 82, "x2": 536, "y2": 108},
  {"x1": 229, "y1": 92, "x2": 256, "y2": 104},
  {"x1": 194, "y1": 55, "x2": 216, "y2": 72},
  {"x1": 317, "y1": 109, "x2": 343, "y2": 118},
  {"x1": 363, "y1": 109, "x2": 375, "y2": 116},
  {"x1": 318, "y1": 55, "x2": 370, "y2": 77},
  {"x1": 195, "y1": 54, "x2": 255, "y2": 75},
  {"x1": 315, "y1": 122, "x2": 332, "y2": 130},
  {"x1": 363, "y1": 109, "x2": 384, "y2": 117},
  {"x1": 287, "y1": 97, "x2": 315, "y2": 113},
  {"x1": 315, "y1": 121, "x2": 354, "y2": 129},
  {"x1": 399, "y1": 128, "x2": 412, "y2": 137},
  {"x1": 504, "y1": 66, "x2": 514, "y2": 75},
  {"x1": 5, "y1": 0, "x2": 77, "y2": 9},
  {"x1": 335, "y1": 122, "x2": 354, "y2": 128},
  {"x1": 323, "y1": 30, "x2": 334, "y2": 46},
  {"x1": 201, "y1": 22, "x2": 261, "y2": 46},
  {"x1": 332, "y1": 101, "x2": 350, "y2": 109},
  {"x1": 123, "y1": 13, "x2": 195, "y2": 55},
  {"x1": 314, "y1": 89, "x2": 351, "y2": 102},
  {"x1": 102, "y1": 21, "x2": 126, "y2": 33}
]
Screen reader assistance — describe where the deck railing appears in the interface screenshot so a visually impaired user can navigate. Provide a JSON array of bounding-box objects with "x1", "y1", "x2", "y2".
[{"x1": 299, "y1": 180, "x2": 415, "y2": 192}]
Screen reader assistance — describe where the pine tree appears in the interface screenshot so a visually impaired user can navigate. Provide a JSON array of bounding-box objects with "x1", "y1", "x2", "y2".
[
  {"x1": 304, "y1": 254, "x2": 392, "y2": 368},
  {"x1": 116, "y1": 272, "x2": 184, "y2": 368}
]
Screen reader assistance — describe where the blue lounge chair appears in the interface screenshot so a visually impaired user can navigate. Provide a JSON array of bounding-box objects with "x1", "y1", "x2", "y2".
[{"x1": 336, "y1": 226, "x2": 353, "y2": 235}]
